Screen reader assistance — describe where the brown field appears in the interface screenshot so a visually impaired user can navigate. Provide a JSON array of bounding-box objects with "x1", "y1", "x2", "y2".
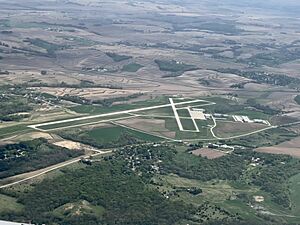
[
  {"x1": 115, "y1": 117, "x2": 176, "y2": 138},
  {"x1": 191, "y1": 148, "x2": 226, "y2": 159},
  {"x1": 256, "y1": 136, "x2": 300, "y2": 158}
]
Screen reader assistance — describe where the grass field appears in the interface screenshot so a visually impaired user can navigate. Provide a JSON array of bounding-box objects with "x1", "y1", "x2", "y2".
[
  {"x1": 0, "y1": 124, "x2": 32, "y2": 139},
  {"x1": 181, "y1": 119, "x2": 196, "y2": 131},
  {"x1": 177, "y1": 108, "x2": 190, "y2": 117},
  {"x1": 84, "y1": 125, "x2": 163, "y2": 144}
]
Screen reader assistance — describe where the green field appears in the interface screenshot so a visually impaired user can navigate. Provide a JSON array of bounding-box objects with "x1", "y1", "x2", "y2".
[
  {"x1": 176, "y1": 108, "x2": 190, "y2": 117},
  {"x1": 137, "y1": 106, "x2": 174, "y2": 117},
  {"x1": 87, "y1": 126, "x2": 162, "y2": 143},
  {"x1": 181, "y1": 118, "x2": 196, "y2": 130},
  {"x1": 0, "y1": 124, "x2": 32, "y2": 139},
  {"x1": 58, "y1": 125, "x2": 163, "y2": 149}
]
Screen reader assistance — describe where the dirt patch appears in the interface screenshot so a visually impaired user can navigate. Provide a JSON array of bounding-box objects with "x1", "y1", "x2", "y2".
[
  {"x1": 53, "y1": 140, "x2": 82, "y2": 150},
  {"x1": 191, "y1": 148, "x2": 226, "y2": 159}
]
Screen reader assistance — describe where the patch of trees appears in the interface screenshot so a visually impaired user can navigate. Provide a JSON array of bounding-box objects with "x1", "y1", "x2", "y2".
[
  {"x1": 0, "y1": 70, "x2": 9, "y2": 75},
  {"x1": 0, "y1": 96, "x2": 32, "y2": 121},
  {"x1": 239, "y1": 47, "x2": 300, "y2": 66},
  {"x1": 163, "y1": 151, "x2": 246, "y2": 181},
  {"x1": 24, "y1": 38, "x2": 69, "y2": 57},
  {"x1": 0, "y1": 138, "x2": 83, "y2": 179},
  {"x1": 246, "y1": 99, "x2": 280, "y2": 115},
  {"x1": 215, "y1": 68, "x2": 300, "y2": 87},
  {"x1": 93, "y1": 93, "x2": 142, "y2": 107},
  {"x1": 294, "y1": 95, "x2": 300, "y2": 105},
  {"x1": 230, "y1": 83, "x2": 246, "y2": 89},
  {"x1": 138, "y1": 145, "x2": 300, "y2": 209},
  {"x1": 105, "y1": 52, "x2": 132, "y2": 62},
  {"x1": 0, "y1": 30, "x2": 13, "y2": 34},
  {"x1": 9, "y1": 160, "x2": 193, "y2": 225},
  {"x1": 155, "y1": 59, "x2": 198, "y2": 77},
  {"x1": 60, "y1": 93, "x2": 142, "y2": 106},
  {"x1": 235, "y1": 149, "x2": 300, "y2": 208},
  {"x1": 205, "y1": 102, "x2": 244, "y2": 114},
  {"x1": 23, "y1": 80, "x2": 123, "y2": 90}
]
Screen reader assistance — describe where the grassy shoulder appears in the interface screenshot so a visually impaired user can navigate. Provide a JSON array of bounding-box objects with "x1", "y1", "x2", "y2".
[{"x1": 70, "y1": 96, "x2": 168, "y2": 114}]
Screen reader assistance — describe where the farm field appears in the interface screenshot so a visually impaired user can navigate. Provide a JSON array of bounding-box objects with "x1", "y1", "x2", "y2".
[{"x1": 256, "y1": 136, "x2": 300, "y2": 158}]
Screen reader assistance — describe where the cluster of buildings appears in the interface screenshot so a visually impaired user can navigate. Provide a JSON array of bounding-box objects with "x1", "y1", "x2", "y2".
[{"x1": 232, "y1": 115, "x2": 269, "y2": 125}]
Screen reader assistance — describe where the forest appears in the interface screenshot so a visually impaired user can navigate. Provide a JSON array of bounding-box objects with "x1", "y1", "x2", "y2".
[{"x1": 0, "y1": 138, "x2": 84, "y2": 179}]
